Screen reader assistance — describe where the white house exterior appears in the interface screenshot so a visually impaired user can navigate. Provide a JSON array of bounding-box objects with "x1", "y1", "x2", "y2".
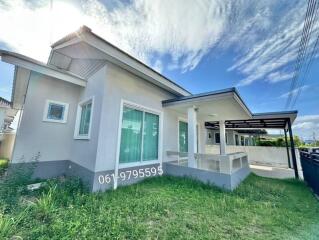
[{"x1": 0, "y1": 26, "x2": 299, "y2": 191}]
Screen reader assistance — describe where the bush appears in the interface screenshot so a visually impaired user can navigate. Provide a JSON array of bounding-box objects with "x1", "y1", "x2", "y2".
[
  {"x1": 0, "y1": 161, "x2": 38, "y2": 211},
  {"x1": 0, "y1": 159, "x2": 9, "y2": 170}
]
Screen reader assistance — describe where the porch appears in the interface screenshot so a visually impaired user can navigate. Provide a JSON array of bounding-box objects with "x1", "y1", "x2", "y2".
[
  {"x1": 163, "y1": 151, "x2": 250, "y2": 190},
  {"x1": 161, "y1": 88, "x2": 299, "y2": 190}
]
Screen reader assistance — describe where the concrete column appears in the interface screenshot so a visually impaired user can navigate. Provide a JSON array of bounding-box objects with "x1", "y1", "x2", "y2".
[
  {"x1": 219, "y1": 120, "x2": 226, "y2": 155},
  {"x1": 188, "y1": 107, "x2": 197, "y2": 168}
]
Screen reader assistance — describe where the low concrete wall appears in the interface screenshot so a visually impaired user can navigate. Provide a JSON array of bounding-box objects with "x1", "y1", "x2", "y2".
[
  {"x1": 163, "y1": 162, "x2": 250, "y2": 190},
  {"x1": 206, "y1": 145, "x2": 299, "y2": 168}
]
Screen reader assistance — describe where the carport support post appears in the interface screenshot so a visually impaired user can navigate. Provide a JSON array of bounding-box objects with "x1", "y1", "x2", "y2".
[
  {"x1": 284, "y1": 128, "x2": 291, "y2": 168},
  {"x1": 219, "y1": 120, "x2": 226, "y2": 155},
  {"x1": 287, "y1": 119, "x2": 299, "y2": 179},
  {"x1": 188, "y1": 107, "x2": 197, "y2": 168}
]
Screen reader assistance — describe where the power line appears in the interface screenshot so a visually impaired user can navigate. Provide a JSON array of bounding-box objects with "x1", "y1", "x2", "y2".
[
  {"x1": 290, "y1": 1, "x2": 319, "y2": 108},
  {"x1": 285, "y1": 0, "x2": 318, "y2": 109}
]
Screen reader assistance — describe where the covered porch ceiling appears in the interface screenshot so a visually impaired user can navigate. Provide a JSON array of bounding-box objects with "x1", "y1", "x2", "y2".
[
  {"x1": 205, "y1": 111, "x2": 298, "y2": 130},
  {"x1": 162, "y1": 88, "x2": 252, "y2": 121}
]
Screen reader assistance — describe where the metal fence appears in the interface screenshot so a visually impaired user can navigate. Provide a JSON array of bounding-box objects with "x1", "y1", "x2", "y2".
[{"x1": 299, "y1": 148, "x2": 319, "y2": 196}]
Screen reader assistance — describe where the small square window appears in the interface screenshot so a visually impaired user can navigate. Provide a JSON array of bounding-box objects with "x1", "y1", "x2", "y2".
[
  {"x1": 47, "y1": 103, "x2": 64, "y2": 120},
  {"x1": 43, "y1": 100, "x2": 69, "y2": 123}
]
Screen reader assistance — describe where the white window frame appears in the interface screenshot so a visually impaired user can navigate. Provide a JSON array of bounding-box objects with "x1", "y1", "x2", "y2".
[
  {"x1": 74, "y1": 96, "x2": 95, "y2": 140},
  {"x1": 43, "y1": 100, "x2": 69, "y2": 124},
  {"x1": 115, "y1": 99, "x2": 163, "y2": 170}
]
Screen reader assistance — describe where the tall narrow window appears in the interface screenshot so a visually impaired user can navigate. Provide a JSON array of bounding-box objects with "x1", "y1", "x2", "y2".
[
  {"x1": 235, "y1": 134, "x2": 239, "y2": 146},
  {"x1": 215, "y1": 133, "x2": 220, "y2": 144},
  {"x1": 79, "y1": 102, "x2": 92, "y2": 135},
  {"x1": 179, "y1": 121, "x2": 188, "y2": 152},
  {"x1": 74, "y1": 97, "x2": 94, "y2": 139},
  {"x1": 241, "y1": 136, "x2": 245, "y2": 146},
  {"x1": 119, "y1": 105, "x2": 160, "y2": 164},
  {"x1": 143, "y1": 112, "x2": 159, "y2": 161}
]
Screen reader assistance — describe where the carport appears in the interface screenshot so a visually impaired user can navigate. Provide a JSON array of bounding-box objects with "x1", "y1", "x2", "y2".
[{"x1": 205, "y1": 110, "x2": 299, "y2": 178}]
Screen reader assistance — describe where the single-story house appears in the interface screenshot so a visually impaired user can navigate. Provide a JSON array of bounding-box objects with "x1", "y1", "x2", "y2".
[{"x1": 0, "y1": 26, "x2": 299, "y2": 191}]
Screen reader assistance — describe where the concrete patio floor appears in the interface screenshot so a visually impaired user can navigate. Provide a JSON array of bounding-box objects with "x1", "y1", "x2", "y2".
[{"x1": 250, "y1": 164, "x2": 304, "y2": 180}]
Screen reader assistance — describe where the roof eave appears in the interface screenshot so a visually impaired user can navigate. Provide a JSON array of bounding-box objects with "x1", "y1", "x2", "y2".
[{"x1": 0, "y1": 50, "x2": 87, "y2": 87}]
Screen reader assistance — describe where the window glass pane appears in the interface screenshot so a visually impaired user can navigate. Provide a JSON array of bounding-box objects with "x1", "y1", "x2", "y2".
[
  {"x1": 179, "y1": 121, "x2": 188, "y2": 152},
  {"x1": 143, "y1": 112, "x2": 159, "y2": 161},
  {"x1": 79, "y1": 102, "x2": 92, "y2": 135},
  {"x1": 235, "y1": 135, "x2": 239, "y2": 145},
  {"x1": 241, "y1": 136, "x2": 245, "y2": 146},
  {"x1": 119, "y1": 106, "x2": 143, "y2": 163},
  {"x1": 215, "y1": 133, "x2": 220, "y2": 144},
  {"x1": 47, "y1": 103, "x2": 64, "y2": 120}
]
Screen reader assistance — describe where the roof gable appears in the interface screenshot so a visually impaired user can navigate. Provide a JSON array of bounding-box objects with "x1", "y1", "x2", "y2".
[{"x1": 49, "y1": 26, "x2": 191, "y2": 97}]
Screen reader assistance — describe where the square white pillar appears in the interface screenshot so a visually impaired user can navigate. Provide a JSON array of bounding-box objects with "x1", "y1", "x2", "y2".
[
  {"x1": 219, "y1": 120, "x2": 226, "y2": 155},
  {"x1": 188, "y1": 107, "x2": 197, "y2": 168}
]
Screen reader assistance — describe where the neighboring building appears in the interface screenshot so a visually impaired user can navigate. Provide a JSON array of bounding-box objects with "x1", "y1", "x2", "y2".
[
  {"x1": 206, "y1": 129, "x2": 267, "y2": 146},
  {"x1": 0, "y1": 97, "x2": 17, "y2": 159},
  {"x1": 0, "y1": 26, "x2": 299, "y2": 191}
]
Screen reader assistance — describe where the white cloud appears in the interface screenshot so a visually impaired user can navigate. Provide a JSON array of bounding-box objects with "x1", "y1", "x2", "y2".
[
  {"x1": 0, "y1": 0, "x2": 229, "y2": 71},
  {"x1": 293, "y1": 115, "x2": 319, "y2": 140},
  {"x1": 0, "y1": 0, "x2": 316, "y2": 85},
  {"x1": 267, "y1": 72, "x2": 294, "y2": 83},
  {"x1": 279, "y1": 85, "x2": 309, "y2": 99}
]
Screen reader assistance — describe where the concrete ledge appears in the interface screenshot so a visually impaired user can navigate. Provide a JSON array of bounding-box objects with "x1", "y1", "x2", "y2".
[{"x1": 163, "y1": 162, "x2": 250, "y2": 190}]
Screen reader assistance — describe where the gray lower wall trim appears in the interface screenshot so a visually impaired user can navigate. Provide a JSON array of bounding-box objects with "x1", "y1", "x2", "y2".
[
  {"x1": 10, "y1": 160, "x2": 69, "y2": 179},
  {"x1": 9, "y1": 161, "x2": 162, "y2": 192},
  {"x1": 9, "y1": 160, "x2": 249, "y2": 192},
  {"x1": 9, "y1": 160, "x2": 96, "y2": 191},
  {"x1": 92, "y1": 163, "x2": 161, "y2": 192},
  {"x1": 65, "y1": 161, "x2": 95, "y2": 191}
]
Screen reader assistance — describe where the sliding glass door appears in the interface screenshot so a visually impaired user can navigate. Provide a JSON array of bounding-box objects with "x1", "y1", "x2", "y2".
[{"x1": 119, "y1": 105, "x2": 159, "y2": 164}]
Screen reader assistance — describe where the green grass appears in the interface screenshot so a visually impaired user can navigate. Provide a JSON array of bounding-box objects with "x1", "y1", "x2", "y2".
[{"x1": 1, "y1": 174, "x2": 319, "y2": 239}]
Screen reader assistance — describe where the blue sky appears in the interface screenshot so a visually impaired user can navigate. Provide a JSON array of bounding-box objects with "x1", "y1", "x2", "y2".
[{"x1": 0, "y1": 0, "x2": 318, "y2": 139}]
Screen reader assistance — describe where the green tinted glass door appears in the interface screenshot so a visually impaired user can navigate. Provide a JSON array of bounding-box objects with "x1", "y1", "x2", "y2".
[
  {"x1": 142, "y1": 112, "x2": 159, "y2": 161},
  {"x1": 179, "y1": 121, "x2": 188, "y2": 152},
  {"x1": 119, "y1": 107, "x2": 143, "y2": 163}
]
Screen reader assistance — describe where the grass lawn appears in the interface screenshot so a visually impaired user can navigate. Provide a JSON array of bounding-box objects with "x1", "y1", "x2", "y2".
[{"x1": 1, "y1": 174, "x2": 319, "y2": 239}]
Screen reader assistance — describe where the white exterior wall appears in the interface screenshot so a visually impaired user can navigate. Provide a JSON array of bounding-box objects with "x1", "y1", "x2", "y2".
[
  {"x1": 12, "y1": 72, "x2": 82, "y2": 163},
  {"x1": 94, "y1": 63, "x2": 182, "y2": 172},
  {"x1": 70, "y1": 66, "x2": 107, "y2": 171}
]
